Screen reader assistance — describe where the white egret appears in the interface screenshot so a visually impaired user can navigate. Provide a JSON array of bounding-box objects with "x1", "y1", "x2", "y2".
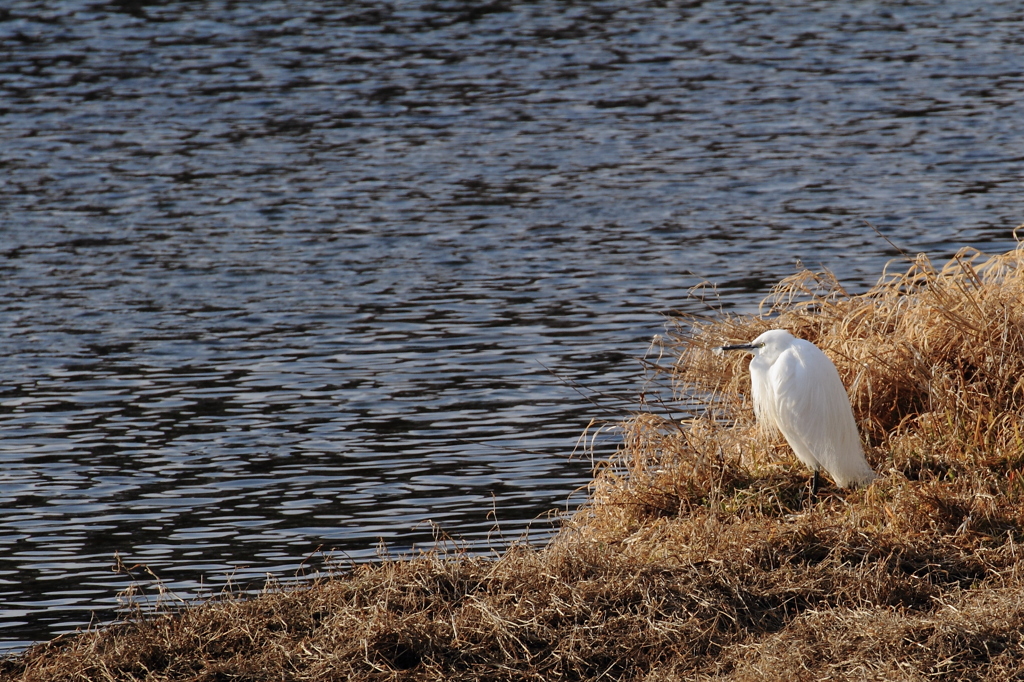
[{"x1": 717, "y1": 329, "x2": 876, "y2": 493}]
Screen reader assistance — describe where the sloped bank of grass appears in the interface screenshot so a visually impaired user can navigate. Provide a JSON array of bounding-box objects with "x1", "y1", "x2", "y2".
[{"x1": 8, "y1": 243, "x2": 1024, "y2": 681}]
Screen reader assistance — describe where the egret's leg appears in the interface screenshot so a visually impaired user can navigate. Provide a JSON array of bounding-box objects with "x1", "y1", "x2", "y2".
[{"x1": 808, "y1": 469, "x2": 821, "y2": 503}]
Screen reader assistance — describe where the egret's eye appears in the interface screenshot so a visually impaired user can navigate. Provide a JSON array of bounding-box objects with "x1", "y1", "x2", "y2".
[{"x1": 758, "y1": 342, "x2": 766, "y2": 348}]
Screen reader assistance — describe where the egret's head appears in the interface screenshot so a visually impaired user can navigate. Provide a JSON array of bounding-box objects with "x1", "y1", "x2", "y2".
[{"x1": 715, "y1": 329, "x2": 795, "y2": 358}]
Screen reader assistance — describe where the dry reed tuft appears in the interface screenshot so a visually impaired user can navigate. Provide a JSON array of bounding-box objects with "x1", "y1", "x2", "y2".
[{"x1": 8, "y1": 241, "x2": 1024, "y2": 681}]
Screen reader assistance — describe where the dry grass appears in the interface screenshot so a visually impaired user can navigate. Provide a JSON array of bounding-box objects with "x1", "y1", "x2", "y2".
[{"x1": 8, "y1": 241, "x2": 1024, "y2": 681}]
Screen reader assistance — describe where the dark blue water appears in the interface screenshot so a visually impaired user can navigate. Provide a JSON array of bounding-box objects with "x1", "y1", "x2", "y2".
[{"x1": 1, "y1": 0, "x2": 1022, "y2": 653}]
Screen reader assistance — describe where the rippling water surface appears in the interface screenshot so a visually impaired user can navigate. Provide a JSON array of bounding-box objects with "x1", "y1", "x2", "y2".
[{"x1": 1, "y1": 0, "x2": 1022, "y2": 652}]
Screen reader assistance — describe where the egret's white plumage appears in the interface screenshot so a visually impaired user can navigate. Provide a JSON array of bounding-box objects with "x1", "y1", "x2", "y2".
[{"x1": 719, "y1": 329, "x2": 876, "y2": 489}]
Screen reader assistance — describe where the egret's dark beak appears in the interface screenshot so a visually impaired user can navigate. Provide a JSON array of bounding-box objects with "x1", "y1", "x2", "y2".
[{"x1": 717, "y1": 343, "x2": 757, "y2": 352}]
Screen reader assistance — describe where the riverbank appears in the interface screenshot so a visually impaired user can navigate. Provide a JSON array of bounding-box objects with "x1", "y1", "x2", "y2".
[{"x1": 7, "y1": 243, "x2": 1024, "y2": 681}]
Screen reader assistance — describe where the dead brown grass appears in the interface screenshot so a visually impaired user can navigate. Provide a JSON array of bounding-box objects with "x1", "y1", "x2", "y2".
[{"x1": 8, "y1": 241, "x2": 1024, "y2": 681}]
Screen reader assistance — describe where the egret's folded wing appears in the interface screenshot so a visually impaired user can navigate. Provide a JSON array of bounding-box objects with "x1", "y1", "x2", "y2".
[
  {"x1": 767, "y1": 347, "x2": 827, "y2": 472},
  {"x1": 770, "y1": 343, "x2": 875, "y2": 487}
]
